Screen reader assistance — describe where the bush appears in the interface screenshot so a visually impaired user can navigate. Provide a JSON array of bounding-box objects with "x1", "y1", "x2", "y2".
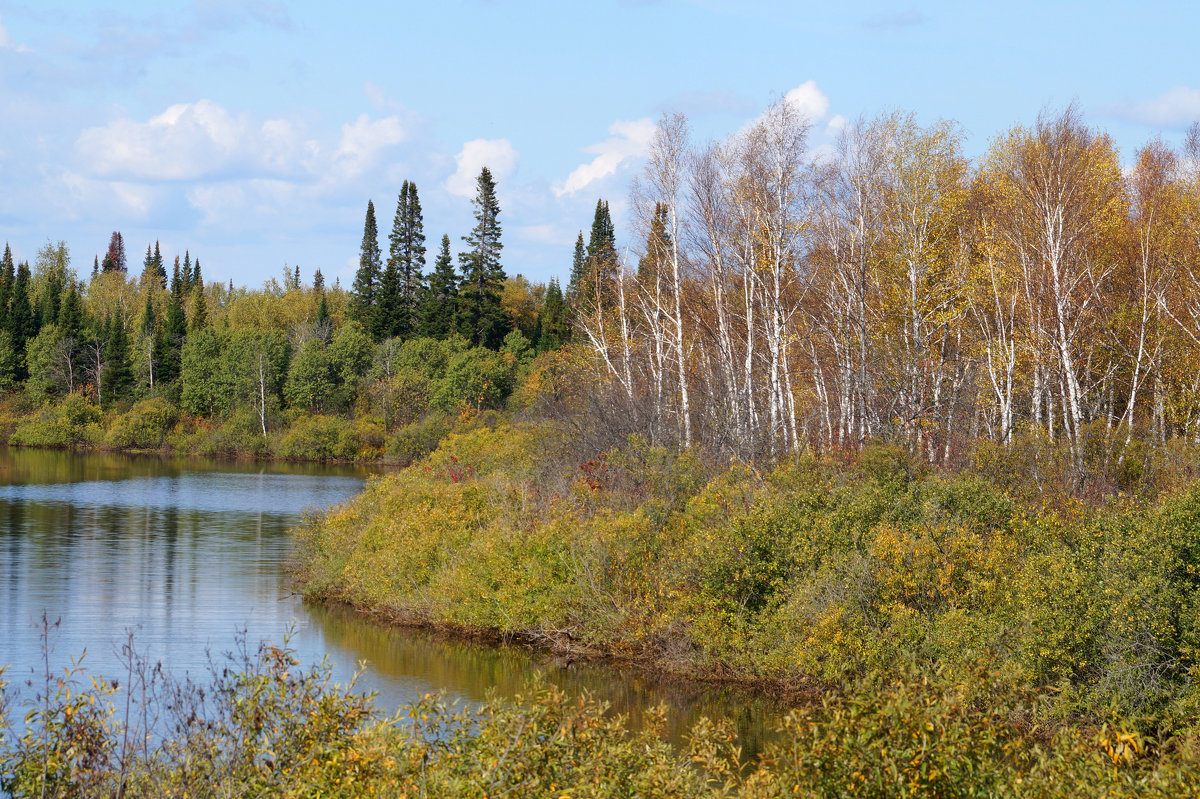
[
  {"x1": 9, "y1": 393, "x2": 102, "y2": 449},
  {"x1": 273, "y1": 414, "x2": 360, "y2": 461},
  {"x1": 104, "y1": 397, "x2": 179, "y2": 450},
  {"x1": 385, "y1": 413, "x2": 451, "y2": 466}
]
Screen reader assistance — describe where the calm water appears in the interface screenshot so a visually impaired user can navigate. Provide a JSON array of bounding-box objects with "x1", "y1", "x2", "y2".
[{"x1": 0, "y1": 448, "x2": 779, "y2": 754}]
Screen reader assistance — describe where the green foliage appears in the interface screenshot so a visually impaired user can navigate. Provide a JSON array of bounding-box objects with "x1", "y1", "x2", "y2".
[
  {"x1": 273, "y1": 414, "x2": 361, "y2": 461},
  {"x1": 9, "y1": 393, "x2": 101, "y2": 449},
  {"x1": 456, "y1": 167, "x2": 509, "y2": 348},
  {"x1": 430, "y1": 348, "x2": 515, "y2": 412},
  {"x1": 385, "y1": 412, "x2": 450, "y2": 465},
  {"x1": 104, "y1": 397, "x2": 179, "y2": 449}
]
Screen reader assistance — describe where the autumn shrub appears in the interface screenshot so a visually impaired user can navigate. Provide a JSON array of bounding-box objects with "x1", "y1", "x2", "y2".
[
  {"x1": 104, "y1": 397, "x2": 179, "y2": 450},
  {"x1": 9, "y1": 393, "x2": 102, "y2": 449},
  {"x1": 384, "y1": 412, "x2": 451, "y2": 465},
  {"x1": 188, "y1": 408, "x2": 270, "y2": 458},
  {"x1": 272, "y1": 414, "x2": 360, "y2": 461}
]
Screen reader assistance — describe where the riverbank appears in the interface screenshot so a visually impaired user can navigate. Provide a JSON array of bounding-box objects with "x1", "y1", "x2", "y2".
[
  {"x1": 0, "y1": 389, "x2": 465, "y2": 465},
  {"x1": 293, "y1": 421, "x2": 1200, "y2": 787}
]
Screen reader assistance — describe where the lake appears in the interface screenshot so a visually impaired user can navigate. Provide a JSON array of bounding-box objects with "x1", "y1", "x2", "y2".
[{"x1": 0, "y1": 447, "x2": 779, "y2": 754}]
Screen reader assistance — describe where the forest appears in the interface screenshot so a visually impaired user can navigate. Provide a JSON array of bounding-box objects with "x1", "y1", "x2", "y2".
[{"x1": 8, "y1": 103, "x2": 1200, "y2": 794}]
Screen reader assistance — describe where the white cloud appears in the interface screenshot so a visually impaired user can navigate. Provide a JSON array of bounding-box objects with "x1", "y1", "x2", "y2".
[
  {"x1": 333, "y1": 114, "x2": 407, "y2": 179},
  {"x1": 76, "y1": 99, "x2": 317, "y2": 182},
  {"x1": 1114, "y1": 87, "x2": 1200, "y2": 127},
  {"x1": 782, "y1": 80, "x2": 830, "y2": 123},
  {"x1": 554, "y1": 118, "x2": 656, "y2": 198},
  {"x1": 737, "y1": 80, "x2": 831, "y2": 139},
  {"x1": 446, "y1": 138, "x2": 519, "y2": 197}
]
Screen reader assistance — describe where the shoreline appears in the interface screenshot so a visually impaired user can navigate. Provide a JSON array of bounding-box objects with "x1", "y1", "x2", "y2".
[{"x1": 296, "y1": 589, "x2": 827, "y2": 708}]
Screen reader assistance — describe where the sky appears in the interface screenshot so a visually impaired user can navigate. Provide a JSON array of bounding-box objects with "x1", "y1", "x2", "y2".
[{"x1": 0, "y1": 0, "x2": 1197, "y2": 290}]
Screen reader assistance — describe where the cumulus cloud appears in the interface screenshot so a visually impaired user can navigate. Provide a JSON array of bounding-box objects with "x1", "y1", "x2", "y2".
[
  {"x1": 554, "y1": 118, "x2": 656, "y2": 198},
  {"x1": 1113, "y1": 87, "x2": 1200, "y2": 127},
  {"x1": 446, "y1": 138, "x2": 519, "y2": 197},
  {"x1": 333, "y1": 114, "x2": 407, "y2": 179},
  {"x1": 76, "y1": 99, "x2": 321, "y2": 182},
  {"x1": 737, "y1": 80, "x2": 831, "y2": 139},
  {"x1": 782, "y1": 80, "x2": 830, "y2": 122}
]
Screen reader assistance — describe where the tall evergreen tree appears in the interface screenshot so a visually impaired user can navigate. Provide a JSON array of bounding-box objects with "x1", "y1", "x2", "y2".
[
  {"x1": 191, "y1": 286, "x2": 208, "y2": 331},
  {"x1": 8, "y1": 262, "x2": 35, "y2": 379},
  {"x1": 159, "y1": 259, "x2": 188, "y2": 386},
  {"x1": 351, "y1": 200, "x2": 382, "y2": 328},
  {"x1": 384, "y1": 180, "x2": 427, "y2": 339},
  {"x1": 193, "y1": 259, "x2": 203, "y2": 291},
  {"x1": 101, "y1": 231, "x2": 127, "y2": 273},
  {"x1": 101, "y1": 313, "x2": 133, "y2": 402},
  {"x1": 418, "y1": 234, "x2": 458, "y2": 338},
  {"x1": 536, "y1": 278, "x2": 570, "y2": 351},
  {"x1": 0, "y1": 243, "x2": 14, "y2": 332},
  {"x1": 567, "y1": 231, "x2": 587, "y2": 302},
  {"x1": 153, "y1": 241, "x2": 166, "y2": 288},
  {"x1": 182, "y1": 251, "x2": 192, "y2": 291},
  {"x1": 456, "y1": 167, "x2": 509, "y2": 348},
  {"x1": 637, "y1": 201, "x2": 672, "y2": 284},
  {"x1": 58, "y1": 282, "x2": 84, "y2": 342},
  {"x1": 581, "y1": 199, "x2": 618, "y2": 307}
]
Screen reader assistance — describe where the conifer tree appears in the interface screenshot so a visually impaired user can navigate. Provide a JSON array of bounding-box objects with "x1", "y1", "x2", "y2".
[
  {"x1": 92, "y1": 255, "x2": 99, "y2": 279},
  {"x1": 191, "y1": 286, "x2": 208, "y2": 331},
  {"x1": 567, "y1": 231, "x2": 587, "y2": 302},
  {"x1": 58, "y1": 282, "x2": 84, "y2": 342},
  {"x1": 101, "y1": 231, "x2": 127, "y2": 273},
  {"x1": 102, "y1": 313, "x2": 133, "y2": 403},
  {"x1": 385, "y1": 180, "x2": 427, "y2": 339},
  {"x1": 351, "y1": 200, "x2": 382, "y2": 328},
  {"x1": 537, "y1": 278, "x2": 570, "y2": 351},
  {"x1": 182, "y1": 251, "x2": 192, "y2": 291},
  {"x1": 418, "y1": 234, "x2": 458, "y2": 338},
  {"x1": 578, "y1": 199, "x2": 618, "y2": 308},
  {"x1": 456, "y1": 167, "x2": 509, "y2": 348},
  {"x1": 193, "y1": 259, "x2": 203, "y2": 291},
  {"x1": 160, "y1": 259, "x2": 188, "y2": 386},
  {"x1": 8, "y1": 262, "x2": 35, "y2": 379},
  {"x1": 0, "y1": 243, "x2": 14, "y2": 332},
  {"x1": 637, "y1": 201, "x2": 671, "y2": 284},
  {"x1": 153, "y1": 241, "x2": 166, "y2": 288}
]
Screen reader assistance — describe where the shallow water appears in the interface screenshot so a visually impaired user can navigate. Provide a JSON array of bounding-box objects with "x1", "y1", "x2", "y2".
[{"x1": 0, "y1": 447, "x2": 780, "y2": 755}]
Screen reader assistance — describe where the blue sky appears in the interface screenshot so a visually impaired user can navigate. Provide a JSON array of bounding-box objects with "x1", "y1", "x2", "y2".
[{"x1": 0, "y1": 0, "x2": 1196, "y2": 289}]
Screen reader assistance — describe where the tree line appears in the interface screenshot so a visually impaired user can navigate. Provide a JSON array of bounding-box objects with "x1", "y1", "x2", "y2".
[{"x1": 572, "y1": 103, "x2": 1200, "y2": 471}]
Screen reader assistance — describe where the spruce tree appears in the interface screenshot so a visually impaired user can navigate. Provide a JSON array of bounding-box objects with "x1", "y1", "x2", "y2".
[
  {"x1": 153, "y1": 241, "x2": 166, "y2": 288},
  {"x1": 582, "y1": 199, "x2": 618, "y2": 307},
  {"x1": 374, "y1": 259, "x2": 400, "y2": 340},
  {"x1": 386, "y1": 180, "x2": 427, "y2": 339},
  {"x1": 418, "y1": 234, "x2": 458, "y2": 338},
  {"x1": 456, "y1": 167, "x2": 509, "y2": 348},
  {"x1": 101, "y1": 231, "x2": 127, "y2": 273},
  {"x1": 58, "y1": 282, "x2": 84, "y2": 342},
  {"x1": 8, "y1": 262, "x2": 34, "y2": 379},
  {"x1": 537, "y1": 278, "x2": 569, "y2": 351},
  {"x1": 351, "y1": 200, "x2": 382, "y2": 328},
  {"x1": 102, "y1": 313, "x2": 133, "y2": 403},
  {"x1": 160, "y1": 259, "x2": 188, "y2": 385},
  {"x1": 637, "y1": 202, "x2": 671, "y2": 284},
  {"x1": 191, "y1": 286, "x2": 208, "y2": 331},
  {"x1": 567, "y1": 232, "x2": 587, "y2": 303},
  {"x1": 0, "y1": 243, "x2": 14, "y2": 332},
  {"x1": 193, "y1": 259, "x2": 203, "y2": 291},
  {"x1": 182, "y1": 251, "x2": 192, "y2": 291}
]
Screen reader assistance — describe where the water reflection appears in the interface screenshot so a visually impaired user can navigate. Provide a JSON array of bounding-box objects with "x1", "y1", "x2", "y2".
[{"x1": 0, "y1": 447, "x2": 782, "y2": 757}]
